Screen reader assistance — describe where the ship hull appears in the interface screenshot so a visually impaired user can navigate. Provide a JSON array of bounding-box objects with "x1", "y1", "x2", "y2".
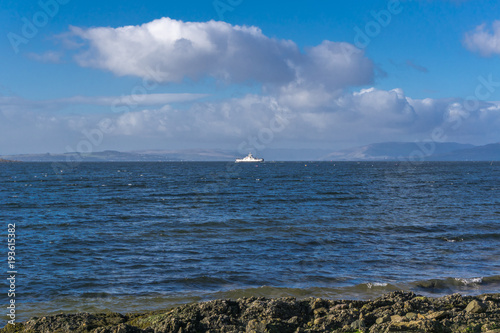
[{"x1": 235, "y1": 158, "x2": 264, "y2": 163}]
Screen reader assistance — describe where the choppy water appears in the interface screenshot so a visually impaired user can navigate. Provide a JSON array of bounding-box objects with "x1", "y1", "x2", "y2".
[{"x1": 1, "y1": 161, "x2": 500, "y2": 324}]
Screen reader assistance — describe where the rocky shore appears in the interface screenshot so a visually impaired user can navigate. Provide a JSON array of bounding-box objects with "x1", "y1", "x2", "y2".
[{"x1": 2, "y1": 291, "x2": 500, "y2": 333}]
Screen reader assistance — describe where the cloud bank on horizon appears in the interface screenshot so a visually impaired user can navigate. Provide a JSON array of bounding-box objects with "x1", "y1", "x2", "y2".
[{"x1": 2, "y1": 13, "x2": 500, "y2": 155}]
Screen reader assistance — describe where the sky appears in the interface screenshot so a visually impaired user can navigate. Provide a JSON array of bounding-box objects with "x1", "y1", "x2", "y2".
[{"x1": 1, "y1": 0, "x2": 500, "y2": 155}]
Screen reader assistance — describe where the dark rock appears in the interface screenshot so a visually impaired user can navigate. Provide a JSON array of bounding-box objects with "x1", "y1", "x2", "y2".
[{"x1": 92, "y1": 324, "x2": 144, "y2": 333}]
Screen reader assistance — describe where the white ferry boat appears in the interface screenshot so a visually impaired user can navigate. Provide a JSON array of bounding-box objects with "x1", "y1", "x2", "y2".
[{"x1": 235, "y1": 153, "x2": 264, "y2": 163}]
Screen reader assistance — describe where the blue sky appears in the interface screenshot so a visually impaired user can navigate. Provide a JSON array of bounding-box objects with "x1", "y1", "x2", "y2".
[{"x1": 1, "y1": 0, "x2": 500, "y2": 154}]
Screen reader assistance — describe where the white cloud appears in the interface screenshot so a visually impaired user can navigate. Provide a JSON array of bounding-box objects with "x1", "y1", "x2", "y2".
[
  {"x1": 182, "y1": 89, "x2": 498, "y2": 147},
  {"x1": 104, "y1": 95, "x2": 289, "y2": 139},
  {"x1": 295, "y1": 88, "x2": 419, "y2": 144},
  {"x1": 69, "y1": 18, "x2": 374, "y2": 90},
  {"x1": 0, "y1": 93, "x2": 207, "y2": 154},
  {"x1": 60, "y1": 93, "x2": 208, "y2": 107},
  {"x1": 3, "y1": 88, "x2": 500, "y2": 154},
  {"x1": 275, "y1": 42, "x2": 374, "y2": 109},
  {"x1": 302, "y1": 41, "x2": 373, "y2": 89},
  {"x1": 464, "y1": 21, "x2": 500, "y2": 56}
]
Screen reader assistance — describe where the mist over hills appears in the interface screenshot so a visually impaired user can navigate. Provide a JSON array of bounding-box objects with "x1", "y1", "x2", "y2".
[{"x1": 1, "y1": 142, "x2": 500, "y2": 162}]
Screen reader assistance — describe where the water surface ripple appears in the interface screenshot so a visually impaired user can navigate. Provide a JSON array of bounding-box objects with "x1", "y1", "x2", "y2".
[{"x1": 1, "y1": 162, "x2": 499, "y2": 323}]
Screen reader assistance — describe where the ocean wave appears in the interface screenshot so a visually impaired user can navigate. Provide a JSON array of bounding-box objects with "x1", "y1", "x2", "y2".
[
  {"x1": 442, "y1": 237, "x2": 464, "y2": 242},
  {"x1": 455, "y1": 277, "x2": 483, "y2": 285},
  {"x1": 366, "y1": 282, "x2": 389, "y2": 289},
  {"x1": 15, "y1": 275, "x2": 500, "y2": 324},
  {"x1": 412, "y1": 275, "x2": 500, "y2": 291}
]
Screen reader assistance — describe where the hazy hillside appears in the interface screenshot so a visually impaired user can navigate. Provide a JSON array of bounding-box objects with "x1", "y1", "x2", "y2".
[
  {"x1": 0, "y1": 150, "x2": 238, "y2": 162},
  {"x1": 321, "y1": 142, "x2": 475, "y2": 161},
  {"x1": 2, "y1": 142, "x2": 500, "y2": 162},
  {"x1": 427, "y1": 143, "x2": 500, "y2": 161}
]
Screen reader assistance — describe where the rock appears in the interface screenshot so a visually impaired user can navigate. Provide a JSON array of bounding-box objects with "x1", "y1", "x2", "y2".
[
  {"x1": 92, "y1": 324, "x2": 143, "y2": 333},
  {"x1": 313, "y1": 307, "x2": 327, "y2": 317},
  {"x1": 390, "y1": 314, "x2": 405, "y2": 322},
  {"x1": 482, "y1": 295, "x2": 494, "y2": 302},
  {"x1": 310, "y1": 298, "x2": 326, "y2": 310},
  {"x1": 332, "y1": 303, "x2": 348, "y2": 310},
  {"x1": 405, "y1": 312, "x2": 417, "y2": 320},
  {"x1": 313, "y1": 317, "x2": 325, "y2": 326},
  {"x1": 466, "y1": 300, "x2": 486, "y2": 314},
  {"x1": 426, "y1": 310, "x2": 448, "y2": 320},
  {"x1": 246, "y1": 319, "x2": 267, "y2": 333},
  {"x1": 350, "y1": 318, "x2": 365, "y2": 330},
  {"x1": 376, "y1": 315, "x2": 390, "y2": 324},
  {"x1": 361, "y1": 303, "x2": 373, "y2": 312},
  {"x1": 482, "y1": 322, "x2": 500, "y2": 332},
  {"x1": 386, "y1": 319, "x2": 443, "y2": 332},
  {"x1": 6, "y1": 313, "x2": 128, "y2": 333}
]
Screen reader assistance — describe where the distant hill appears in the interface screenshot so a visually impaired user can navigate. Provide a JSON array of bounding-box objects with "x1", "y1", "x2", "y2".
[
  {"x1": 321, "y1": 142, "x2": 475, "y2": 161},
  {"x1": 0, "y1": 150, "x2": 239, "y2": 162},
  {"x1": 0, "y1": 158, "x2": 18, "y2": 163},
  {"x1": 2, "y1": 142, "x2": 500, "y2": 162},
  {"x1": 0, "y1": 149, "x2": 332, "y2": 162},
  {"x1": 427, "y1": 143, "x2": 500, "y2": 161}
]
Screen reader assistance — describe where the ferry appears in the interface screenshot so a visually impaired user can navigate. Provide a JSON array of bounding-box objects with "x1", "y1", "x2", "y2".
[{"x1": 235, "y1": 153, "x2": 264, "y2": 163}]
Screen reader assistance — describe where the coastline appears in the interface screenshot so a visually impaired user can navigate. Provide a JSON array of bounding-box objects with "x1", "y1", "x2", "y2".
[{"x1": 2, "y1": 291, "x2": 499, "y2": 333}]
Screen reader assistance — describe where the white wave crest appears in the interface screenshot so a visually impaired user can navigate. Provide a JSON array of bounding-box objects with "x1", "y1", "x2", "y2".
[
  {"x1": 455, "y1": 277, "x2": 483, "y2": 285},
  {"x1": 366, "y1": 282, "x2": 388, "y2": 289}
]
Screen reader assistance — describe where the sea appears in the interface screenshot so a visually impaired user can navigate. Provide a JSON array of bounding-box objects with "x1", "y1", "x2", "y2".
[{"x1": 1, "y1": 161, "x2": 500, "y2": 324}]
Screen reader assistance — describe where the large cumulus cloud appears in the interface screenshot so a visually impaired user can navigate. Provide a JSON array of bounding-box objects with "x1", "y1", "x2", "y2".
[{"x1": 69, "y1": 18, "x2": 374, "y2": 90}]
